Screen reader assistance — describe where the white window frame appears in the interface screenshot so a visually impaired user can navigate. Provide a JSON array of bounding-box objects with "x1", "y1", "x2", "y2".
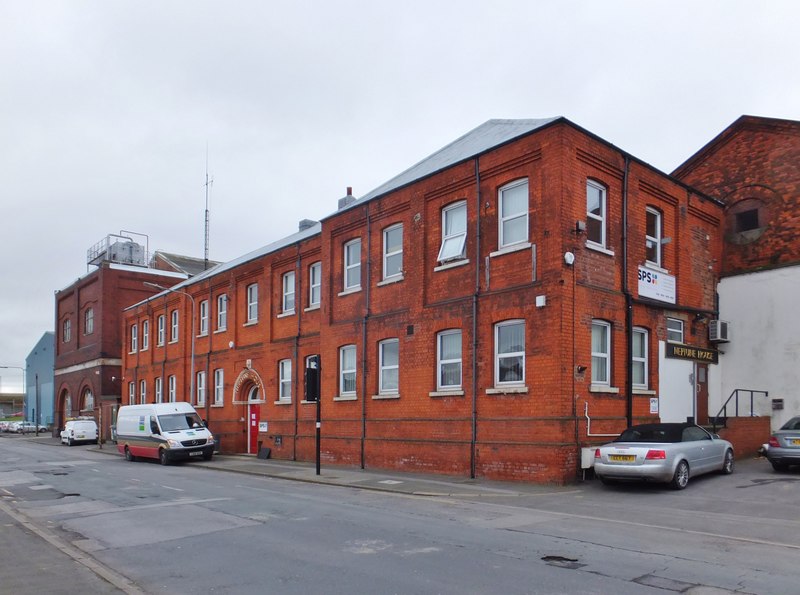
[
  {"x1": 591, "y1": 320, "x2": 611, "y2": 385},
  {"x1": 278, "y1": 359, "x2": 292, "y2": 402},
  {"x1": 282, "y1": 271, "x2": 296, "y2": 314},
  {"x1": 379, "y1": 338, "x2": 399, "y2": 394},
  {"x1": 168, "y1": 375, "x2": 176, "y2": 403},
  {"x1": 155, "y1": 376, "x2": 163, "y2": 404},
  {"x1": 632, "y1": 327, "x2": 648, "y2": 390},
  {"x1": 196, "y1": 371, "x2": 206, "y2": 406},
  {"x1": 84, "y1": 308, "x2": 94, "y2": 335},
  {"x1": 139, "y1": 379, "x2": 146, "y2": 404},
  {"x1": 498, "y1": 180, "x2": 529, "y2": 249},
  {"x1": 309, "y1": 262, "x2": 321, "y2": 307},
  {"x1": 382, "y1": 224, "x2": 403, "y2": 280},
  {"x1": 141, "y1": 319, "x2": 149, "y2": 351},
  {"x1": 645, "y1": 207, "x2": 662, "y2": 267},
  {"x1": 666, "y1": 317, "x2": 684, "y2": 344},
  {"x1": 63, "y1": 318, "x2": 71, "y2": 343},
  {"x1": 170, "y1": 310, "x2": 179, "y2": 342},
  {"x1": 494, "y1": 320, "x2": 525, "y2": 386},
  {"x1": 339, "y1": 344, "x2": 357, "y2": 396},
  {"x1": 214, "y1": 369, "x2": 224, "y2": 405},
  {"x1": 438, "y1": 201, "x2": 467, "y2": 262},
  {"x1": 217, "y1": 294, "x2": 228, "y2": 330},
  {"x1": 128, "y1": 382, "x2": 135, "y2": 406},
  {"x1": 437, "y1": 329, "x2": 462, "y2": 390},
  {"x1": 130, "y1": 324, "x2": 138, "y2": 352},
  {"x1": 344, "y1": 239, "x2": 361, "y2": 291},
  {"x1": 586, "y1": 180, "x2": 607, "y2": 248},
  {"x1": 246, "y1": 283, "x2": 258, "y2": 322},
  {"x1": 199, "y1": 300, "x2": 209, "y2": 335},
  {"x1": 157, "y1": 314, "x2": 166, "y2": 346},
  {"x1": 83, "y1": 389, "x2": 94, "y2": 411}
]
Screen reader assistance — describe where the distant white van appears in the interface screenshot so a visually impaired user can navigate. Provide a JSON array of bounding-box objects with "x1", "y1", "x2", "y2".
[
  {"x1": 115, "y1": 402, "x2": 214, "y2": 465},
  {"x1": 61, "y1": 419, "x2": 98, "y2": 445}
]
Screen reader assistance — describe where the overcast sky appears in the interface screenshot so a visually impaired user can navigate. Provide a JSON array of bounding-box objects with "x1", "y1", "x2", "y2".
[{"x1": 1, "y1": 1, "x2": 798, "y2": 391}]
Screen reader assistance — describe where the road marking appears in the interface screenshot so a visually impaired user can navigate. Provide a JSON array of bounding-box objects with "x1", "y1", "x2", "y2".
[{"x1": 160, "y1": 484, "x2": 184, "y2": 492}]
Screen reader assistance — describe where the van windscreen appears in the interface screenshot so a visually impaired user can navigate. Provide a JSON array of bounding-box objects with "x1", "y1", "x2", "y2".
[{"x1": 158, "y1": 412, "x2": 203, "y2": 432}]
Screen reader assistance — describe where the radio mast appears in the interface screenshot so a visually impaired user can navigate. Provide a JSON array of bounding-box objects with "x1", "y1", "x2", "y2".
[{"x1": 204, "y1": 145, "x2": 213, "y2": 270}]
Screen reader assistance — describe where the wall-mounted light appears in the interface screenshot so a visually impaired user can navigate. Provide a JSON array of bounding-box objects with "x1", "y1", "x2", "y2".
[
  {"x1": 576, "y1": 365, "x2": 587, "y2": 374},
  {"x1": 575, "y1": 220, "x2": 586, "y2": 234}
]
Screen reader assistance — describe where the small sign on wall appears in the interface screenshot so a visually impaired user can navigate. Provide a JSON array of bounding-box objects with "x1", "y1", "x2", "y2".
[
  {"x1": 650, "y1": 398, "x2": 659, "y2": 415},
  {"x1": 638, "y1": 266, "x2": 676, "y2": 304},
  {"x1": 258, "y1": 421, "x2": 268, "y2": 432}
]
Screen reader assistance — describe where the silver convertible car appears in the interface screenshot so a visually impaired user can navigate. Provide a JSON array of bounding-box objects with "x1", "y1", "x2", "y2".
[
  {"x1": 766, "y1": 416, "x2": 800, "y2": 471},
  {"x1": 594, "y1": 423, "x2": 734, "y2": 489}
]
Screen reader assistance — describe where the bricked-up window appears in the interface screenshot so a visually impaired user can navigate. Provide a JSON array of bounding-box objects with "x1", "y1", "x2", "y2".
[
  {"x1": 586, "y1": 180, "x2": 607, "y2": 248},
  {"x1": 141, "y1": 319, "x2": 149, "y2": 351},
  {"x1": 344, "y1": 239, "x2": 361, "y2": 291},
  {"x1": 130, "y1": 324, "x2": 138, "y2": 352},
  {"x1": 309, "y1": 262, "x2": 321, "y2": 307},
  {"x1": 168, "y1": 375, "x2": 176, "y2": 402},
  {"x1": 591, "y1": 320, "x2": 611, "y2": 385},
  {"x1": 282, "y1": 272, "x2": 295, "y2": 314},
  {"x1": 84, "y1": 308, "x2": 94, "y2": 335},
  {"x1": 632, "y1": 327, "x2": 648, "y2": 389},
  {"x1": 494, "y1": 320, "x2": 525, "y2": 386},
  {"x1": 383, "y1": 224, "x2": 403, "y2": 280},
  {"x1": 197, "y1": 371, "x2": 206, "y2": 406},
  {"x1": 438, "y1": 201, "x2": 467, "y2": 262},
  {"x1": 139, "y1": 380, "x2": 146, "y2": 404},
  {"x1": 155, "y1": 377, "x2": 163, "y2": 404},
  {"x1": 379, "y1": 339, "x2": 399, "y2": 394},
  {"x1": 437, "y1": 329, "x2": 462, "y2": 390},
  {"x1": 339, "y1": 345, "x2": 357, "y2": 396},
  {"x1": 128, "y1": 382, "x2": 135, "y2": 405},
  {"x1": 666, "y1": 317, "x2": 684, "y2": 343},
  {"x1": 278, "y1": 359, "x2": 292, "y2": 402},
  {"x1": 246, "y1": 283, "x2": 258, "y2": 322},
  {"x1": 63, "y1": 318, "x2": 71, "y2": 343},
  {"x1": 645, "y1": 207, "x2": 662, "y2": 267},
  {"x1": 170, "y1": 310, "x2": 179, "y2": 342},
  {"x1": 217, "y1": 294, "x2": 227, "y2": 330},
  {"x1": 199, "y1": 300, "x2": 209, "y2": 335},
  {"x1": 157, "y1": 314, "x2": 166, "y2": 346},
  {"x1": 214, "y1": 369, "x2": 224, "y2": 405},
  {"x1": 499, "y1": 180, "x2": 529, "y2": 249}
]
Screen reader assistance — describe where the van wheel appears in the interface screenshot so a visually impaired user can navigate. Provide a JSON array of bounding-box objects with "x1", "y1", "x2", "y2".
[
  {"x1": 124, "y1": 447, "x2": 136, "y2": 462},
  {"x1": 203, "y1": 451, "x2": 213, "y2": 461},
  {"x1": 159, "y1": 449, "x2": 169, "y2": 466},
  {"x1": 68, "y1": 438, "x2": 73, "y2": 447}
]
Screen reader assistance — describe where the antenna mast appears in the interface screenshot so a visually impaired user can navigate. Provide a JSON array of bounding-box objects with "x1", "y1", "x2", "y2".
[{"x1": 204, "y1": 145, "x2": 213, "y2": 270}]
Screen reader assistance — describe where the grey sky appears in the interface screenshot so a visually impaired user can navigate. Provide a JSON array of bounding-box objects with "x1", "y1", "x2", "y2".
[{"x1": 1, "y1": 1, "x2": 798, "y2": 390}]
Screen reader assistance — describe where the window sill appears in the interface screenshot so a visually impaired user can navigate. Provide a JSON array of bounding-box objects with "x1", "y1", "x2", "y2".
[
  {"x1": 486, "y1": 386, "x2": 528, "y2": 395},
  {"x1": 276, "y1": 311, "x2": 295, "y2": 319},
  {"x1": 211, "y1": 403, "x2": 224, "y2": 408},
  {"x1": 338, "y1": 287, "x2": 361, "y2": 297},
  {"x1": 273, "y1": 399, "x2": 292, "y2": 405},
  {"x1": 585, "y1": 242, "x2": 615, "y2": 257},
  {"x1": 243, "y1": 320, "x2": 259, "y2": 327},
  {"x1": 300, "y1": 400, "x2": 319, "y2": 405},
  {"x1": 590, "y1": 385, "x2": 620, "y2": 394},
  {"x1": 633, "y1": 388, "x2": 656, "y2": 395},
  {"x1": 489, "y1": 242, "x2": 531, "y2": 258},
  {"x1": 169, "y1": 339, "x2": 179, "y2": 344},
  {"x1": 128, "y1": 350, "x2": 137, "y2": 355},
  {"x1": 643, "y1": 262, "x2": 668, "y2": 274},
  {"x1": 372, "y1": 393, "x2": 400, "y2": 400},
  {"x1": 333, "y1": 394, "x2": 358, "y2": 402},
  {"x1": 434, "y1": 259, "x2": 469, "y2": 272},
  {"x1": 377, "y1": 275, "x2": 404, "y2": 287},
  {"x1": 304, "y1": 304, "x2": 320, "y2": 312},
  {"x1": 429, "y1": 390, "x2": 464, "y2": 397},
  {"x1": 141, "y1": 347, "x2": 149, "y2": 352},
  {"x1": 196, "y1": 333, "x2": 208, "y2": 338},
  {"x1": 214, "y1": 328, "x2": 227, "y2": 334}
]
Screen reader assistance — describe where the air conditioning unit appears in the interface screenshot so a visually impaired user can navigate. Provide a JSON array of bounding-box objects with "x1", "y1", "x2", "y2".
[{"x1": 709, "y1": 319, "x2": 730, "y2": 343}]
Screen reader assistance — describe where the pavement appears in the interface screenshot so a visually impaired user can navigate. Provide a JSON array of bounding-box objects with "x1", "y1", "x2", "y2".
[{"x1": 17, "y1": 432, "x2": 570, "y2": 498}]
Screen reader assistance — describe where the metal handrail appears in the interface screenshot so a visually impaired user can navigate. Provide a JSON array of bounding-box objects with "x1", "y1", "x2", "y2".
[{"x1": 711, "y1": 389, "x2": 769, "y2": 432}]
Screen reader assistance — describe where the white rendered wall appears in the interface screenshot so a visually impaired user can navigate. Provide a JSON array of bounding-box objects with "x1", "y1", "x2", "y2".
[{"x1": 710, "y1": 265, "x2": 800, "y2": 431}]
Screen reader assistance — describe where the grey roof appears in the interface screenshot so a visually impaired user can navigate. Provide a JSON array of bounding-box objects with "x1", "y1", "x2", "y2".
[
  {"x1": 332, "y1": 117, "x2": 561, "y2": 216},
  {"x1": 153, "y1": 251, "x2": 221, "y2": 277}
]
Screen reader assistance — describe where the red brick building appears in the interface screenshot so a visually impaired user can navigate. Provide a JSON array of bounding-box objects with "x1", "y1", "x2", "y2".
[{"x1": 122, "y1": 118, "x2": 725, "y2": 483}]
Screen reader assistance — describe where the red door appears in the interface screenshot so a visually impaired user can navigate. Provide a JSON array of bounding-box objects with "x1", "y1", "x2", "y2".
[{"x1": 248, "y1": 404, "x2": 259, "y2": 454}]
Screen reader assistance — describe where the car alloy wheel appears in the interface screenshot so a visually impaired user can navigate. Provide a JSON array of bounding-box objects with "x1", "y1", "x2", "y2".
[
  {"x1": 721, "y1": 450, "x2": 734, "y2": 474},
  {"x1": 670, "y1": 460, "x2": 690, "y2": 490}
]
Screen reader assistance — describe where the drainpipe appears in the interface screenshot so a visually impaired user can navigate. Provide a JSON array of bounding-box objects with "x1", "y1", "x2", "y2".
[
  {"x1": 361, "y1": 204, "x2": 371, "y2": 470},
  {"x1": 471, "y1": 157, "x2": 481, "y2": 479},
  {"x1": 622, "y1": 156, "x2": 633, "y2": 427},
  {"x1": 293, "y1": 248, "x2": 302, "y2": 461}
]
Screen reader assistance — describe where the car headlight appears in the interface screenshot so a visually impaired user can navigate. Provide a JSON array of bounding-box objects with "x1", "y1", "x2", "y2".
[
  {"x1": 206, "y1": 434, "x2": 214, "y2": 443},
  {"x1": 167, "y1": 439, "x2": 181, "y2": 447}
]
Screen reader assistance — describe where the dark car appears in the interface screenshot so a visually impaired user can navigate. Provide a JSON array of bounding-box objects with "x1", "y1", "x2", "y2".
[{"x1": 766, "y1": 416, "x2": 800, "y2": 471}]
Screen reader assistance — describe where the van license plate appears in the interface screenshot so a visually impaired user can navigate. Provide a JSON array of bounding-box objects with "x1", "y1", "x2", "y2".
[{"x1": 189, "y1": 451, "x2": 202, "y2": 456}]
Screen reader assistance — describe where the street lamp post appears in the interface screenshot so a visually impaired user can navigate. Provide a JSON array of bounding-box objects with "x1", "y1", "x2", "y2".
[
  {"x1": 144, "y1": 282, "x2": 196, "y2": 404},
  {"x1": 0, "y1": 365, "x2": 28, "y2": 431}
]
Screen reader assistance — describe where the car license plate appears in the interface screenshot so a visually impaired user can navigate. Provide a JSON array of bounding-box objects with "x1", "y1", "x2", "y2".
[
  {"x1": 609, "y1": 454, "x2": 635, "y2": 462},
  {"x1": 77, "y1": 434, "x2": 85, "y2": 439},
  {"x1": 790, "y1": 439, "x2": 800, "y2": 446},
  {"x1": 189, "y1": 451, "x2": 202, "y2": 456}
]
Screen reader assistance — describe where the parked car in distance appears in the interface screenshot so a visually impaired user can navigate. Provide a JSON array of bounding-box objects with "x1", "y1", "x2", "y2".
[
  {"x1": 766, "y1": 416, "x2": 800, "y2": 471},
  {"x1": 61, "y1": 419, "x2": 99, "y2": 446},
  {"x1": 18, "y1": 421, "x2": 48, "y2": 433},
  {"x1": 594, "y1": 423, "x2": 734, "y2": 490},
  {"x1": 0, "y1": 421, "x2": 9, "y2": 432}
]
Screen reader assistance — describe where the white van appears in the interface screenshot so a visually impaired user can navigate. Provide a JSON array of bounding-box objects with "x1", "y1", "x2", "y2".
[
  {"x1": 61, "y1": 419, "x2": 98, "y2": 445},
  {"x1": 115, "y1": 402, "x2": 214, "y2": 465}
]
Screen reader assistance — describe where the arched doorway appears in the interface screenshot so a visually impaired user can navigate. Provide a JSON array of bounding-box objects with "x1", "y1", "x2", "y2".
[{"x1": 233, "y1": 368, "x2": 265, "y2": 454}]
